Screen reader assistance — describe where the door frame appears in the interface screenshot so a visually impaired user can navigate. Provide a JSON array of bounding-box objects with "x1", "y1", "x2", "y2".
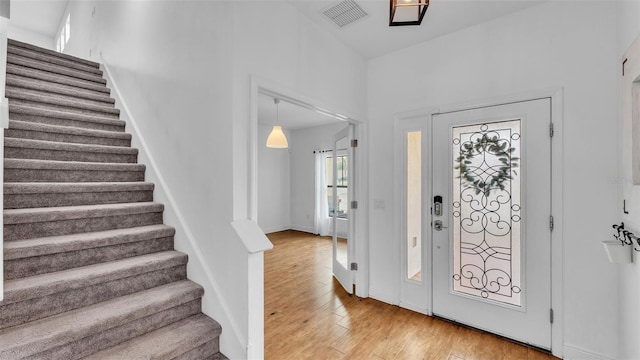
[
  {"x1": 393, "y1": 89, "x2": 564, "y2": 358},
  {"x1": 249, "y1": 76, "x2": 369, "y2": 298}
]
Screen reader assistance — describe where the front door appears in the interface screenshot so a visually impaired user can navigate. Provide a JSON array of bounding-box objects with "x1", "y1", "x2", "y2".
[{"x1": 432, "y1": 99, "x2": 552, "y2": 349}]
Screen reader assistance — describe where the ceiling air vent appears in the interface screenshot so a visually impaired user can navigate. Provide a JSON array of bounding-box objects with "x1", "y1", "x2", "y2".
[{"x1": 322, "y1": 0, "x2": 368, "y2": 29}]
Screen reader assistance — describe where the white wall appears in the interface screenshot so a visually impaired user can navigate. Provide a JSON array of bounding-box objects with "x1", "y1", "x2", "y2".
[
  {"x1": 230, "y1": 1, "x2": 367, "y2": 224},
  {"x1": 616, "y1": 2, "x2": 640, "y2": 359},
  {"x1": 8, "y1": 25, "x2": 54, "y2": 49},
  {"x1": 59, "y1": 2, "x2": 251, "y2": 358},
  {"x1": 257, "y1": 124, "x2": 291, "y2": 233},
  {"x1": 368, "y1": 2, "x2": 618, "y2": 358},
  {"x1": 290, "y1": 122, "x2": 348, "y2": 233},
  {"x1": 59, "y1": 1, "x2": 366, "y2": 357},
  {"x1": 229, "y1": 0, "x2": 369, "y2": 298}
]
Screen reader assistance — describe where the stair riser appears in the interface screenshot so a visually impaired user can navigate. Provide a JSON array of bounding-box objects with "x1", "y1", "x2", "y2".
[
  {"x1": 7, "y1": 76, "x2": 113, "y2": 103},
  {"x1": 9, "y1": 112, "x2": 125, "y2": 132},
  {"x1": 5, "y1": 190, "x2": 153, "y2": 209},
  {"x1": 7, "y1": 64, "x2": 109, "y2": 93},
  {"x1": 8, "y1": 46, "x2": 103, "y2": 76},
  {"x1": 26, "y1": 299, "x2": 202, "y2": 360},
  {"x1": 7, "y1": 85, "x2": 115, "y2": 108},
  {"x1": 4, "y1": 212, "x2": 163, "y2": 241},
  {"x1": 4, "y1": 128, "x2": 131, "y2": 147},
  {"x1": 8, "y1": 55, "x2": 107, "y2": 84},
  {"x1": 4, "y1": 147, "x2": 138, "y2": 164},
  {"x1": 175, "y1": 340, "x2": 221, "y2": 360},
  {"x1": 5, "y1": 236, "x2": 174, "y2": 280},
  {"x1": 10, "y1": 99, "x2": 120, "y2": 119},
  {"x1": 0, "y1": 265, "x2": 186, "y2": 329},
  {"x1": 5, "y1": 168, "x2": 145, "y2": 183}
]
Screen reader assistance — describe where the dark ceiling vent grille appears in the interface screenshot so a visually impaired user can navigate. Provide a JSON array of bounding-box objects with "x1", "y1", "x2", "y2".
[{"x1": 322, "y1": 0, "x2": 368, "y2": 28}]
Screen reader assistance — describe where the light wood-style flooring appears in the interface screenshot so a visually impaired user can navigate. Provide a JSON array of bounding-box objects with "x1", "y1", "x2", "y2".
[{"x1": 264, "y1": 230, "x2": 557, "y2": 360}]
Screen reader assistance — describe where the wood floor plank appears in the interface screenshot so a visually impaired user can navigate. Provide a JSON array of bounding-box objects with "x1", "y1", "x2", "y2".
[{"x1": 264, "y1": 230, "x2": 557, "y2": 360}]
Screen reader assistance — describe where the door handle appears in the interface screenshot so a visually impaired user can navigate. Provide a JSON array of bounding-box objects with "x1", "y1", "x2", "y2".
[{"x1": 434, "y1": 220, "x2": 448, "y2": 231}]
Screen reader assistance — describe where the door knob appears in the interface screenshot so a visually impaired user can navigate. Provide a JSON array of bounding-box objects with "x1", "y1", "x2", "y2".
[{"x1": 434, "y1": 220, "x2": 448, "y2": 231}]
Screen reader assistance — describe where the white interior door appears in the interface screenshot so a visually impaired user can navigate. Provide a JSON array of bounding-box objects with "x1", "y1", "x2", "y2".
[
  {"x1": 332, "y1": 125, "x2": 355, "y2": 294},
  {"x1": 432, "y1": 99, "x2": 552, "y2": 349}
]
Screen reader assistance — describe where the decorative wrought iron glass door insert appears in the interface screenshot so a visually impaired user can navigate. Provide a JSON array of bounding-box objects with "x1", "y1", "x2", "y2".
[
  {"x1": 432, "y1": 99, "x2": 552, "y2": 350},
  {"x1": 451, "y1": 120, "x2": 522, "y2": 306}
]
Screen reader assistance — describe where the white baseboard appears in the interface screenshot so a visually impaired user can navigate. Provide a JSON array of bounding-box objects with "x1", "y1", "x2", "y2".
[
  {"x1": 369, "y1": 287, "x2": 397, "y2": 306},
  {"x1": 399, "y1": 301, "x2": 430, "y2": 316},
  {"x1": 261, "y1": 225, "x2": 290, "y2": 234},
  {"x1": 563, "y1": 344, "x2": 615, "y2": 360},
  {"x1": 290, "y1": 225, "x2": 314, "y2": 234}
]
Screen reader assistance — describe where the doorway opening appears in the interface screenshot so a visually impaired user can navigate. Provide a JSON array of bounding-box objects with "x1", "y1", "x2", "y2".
[{"x1": 250, "y1": 82, "x2": 364, "y2": 297}]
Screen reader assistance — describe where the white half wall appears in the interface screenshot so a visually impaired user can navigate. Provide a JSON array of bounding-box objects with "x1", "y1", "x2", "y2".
[
  {"x1": 257, "y1": 123, "x2": 291, "y2": 234},
  {"x1": 367, "y1": 2, "x2": 618, "y2": 358}
]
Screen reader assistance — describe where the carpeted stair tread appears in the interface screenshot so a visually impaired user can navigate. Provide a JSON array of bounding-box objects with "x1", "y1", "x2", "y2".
[
  {"x1": 7, "y1": 63, "x2": 110, "y2": 94},
  {"x1": 4, "y1": 158, "x2": 146, "y2": 183},
  {"x1": 4, "y1": 201, "x2": 163, "y2": 225},
  {"x1": 4, "y1": 223, "x2": 173, "y2": 260},
  {"x1": 7, "y1": 87, "x2": 118, "y2": 114},
  {"x1": 4, "y1": 181, "x2": 154, "y2": 209},
  {"x1": 9, "y1": 103, "x2": 126, "y2": 131},
  {"x1": 5, "y1": 137, "x2": 137, "y2": 156},
  {"x1": 83, "y1": 314, "x2": 222, "y2": 360},
  {"x1": 9, "y1": 38, "x2": 100, "y2": 69},
  {"x1": 8, "y1": 45, "x2": 103, "y2": 76},
  {"x1": 2, "y1": 250, "x2": 187, "y2": 304},
  {"x1": 0, "y1": 280, "x2": 204, "y2": 359},
  {"x1": 9, "y1": 101, "x2": 120, "y2": 122},
  {"x1": 5, "y1": 120, "x2": 131, "y2": 146},
  {"x1": 5, "y1": 158, "x2": 143, "y2": 170},
  {"x1": 6, "y1": 84, "x2": 115, "y2": 109},
  {"x1": 5, "y1": 137, "x2": 137, "y2": 163},
  {"x1": 7, "y1": 74, "x2": 113, "y2": 103},
  {"x1": 8, "y1": 54, "x2": 107, "y2": 84},
  {"x1": 4, "y1": 181, "x2": 153, "y2": 195}
]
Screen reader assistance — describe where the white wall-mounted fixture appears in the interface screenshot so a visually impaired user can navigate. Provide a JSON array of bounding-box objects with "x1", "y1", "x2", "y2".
[
  {"x1": 602, "y1": 241, "x2": 633, "y2": 264},
  {"x1": 266, "y1": 98, "x2": 288, "y2": 148},
  {"x1": 389, "y1": 0, "x2": 429, "y2": 26}
]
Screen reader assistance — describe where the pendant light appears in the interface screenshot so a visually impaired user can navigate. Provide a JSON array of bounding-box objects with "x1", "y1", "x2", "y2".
[{"x1": 266, "y1": 98, "x2": 289, "y2": 148}]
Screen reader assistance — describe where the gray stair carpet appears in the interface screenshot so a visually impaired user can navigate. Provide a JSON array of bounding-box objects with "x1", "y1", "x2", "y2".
[{"x1": 0, "y1": 38, "x2": 227, "y2": 360}]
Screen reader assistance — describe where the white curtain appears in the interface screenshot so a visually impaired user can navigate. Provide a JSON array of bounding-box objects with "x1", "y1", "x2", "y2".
[{"x1": 314, "y1": 151, "x2": 330, "y2": 236}]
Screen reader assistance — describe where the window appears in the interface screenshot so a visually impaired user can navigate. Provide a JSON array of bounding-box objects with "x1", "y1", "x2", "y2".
[
  {"x1": 56, "y1": 13, "x2": 71, "y2": 52},
  {"x1": 326, "y1": 154, "x2": 348, "y2": 219}
]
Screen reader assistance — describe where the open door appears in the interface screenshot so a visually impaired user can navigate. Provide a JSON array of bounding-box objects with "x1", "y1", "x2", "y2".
[{"x1": 332, "y1": 125, "x2": 355, "y2": 294}]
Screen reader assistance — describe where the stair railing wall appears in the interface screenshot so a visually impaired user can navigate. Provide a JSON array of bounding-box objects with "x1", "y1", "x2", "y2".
[
  {"x1": 0, "y1": 16, "x2": 9, "y2": 301},
  {"x1": 100, "y1": 62, "x2": 249, "y2": 359}
]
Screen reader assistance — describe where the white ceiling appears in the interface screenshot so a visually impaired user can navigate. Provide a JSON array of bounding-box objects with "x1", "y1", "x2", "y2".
[
  {"x1": 10, "y1": 0, "x2": 68, "y2": 37},
  {"x1": 289, "y1": 0, "x2": 542, "y2": 60}
]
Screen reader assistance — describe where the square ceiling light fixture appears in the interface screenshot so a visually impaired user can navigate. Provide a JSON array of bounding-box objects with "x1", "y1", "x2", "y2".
[{"x1": 389, "y1": 0, "x2": 429, "y2": 26}]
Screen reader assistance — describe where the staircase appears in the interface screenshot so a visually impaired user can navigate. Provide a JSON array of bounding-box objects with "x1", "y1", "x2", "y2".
[{"x1": 0, "y1": 39, "x2": 227, "y2": 359}]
